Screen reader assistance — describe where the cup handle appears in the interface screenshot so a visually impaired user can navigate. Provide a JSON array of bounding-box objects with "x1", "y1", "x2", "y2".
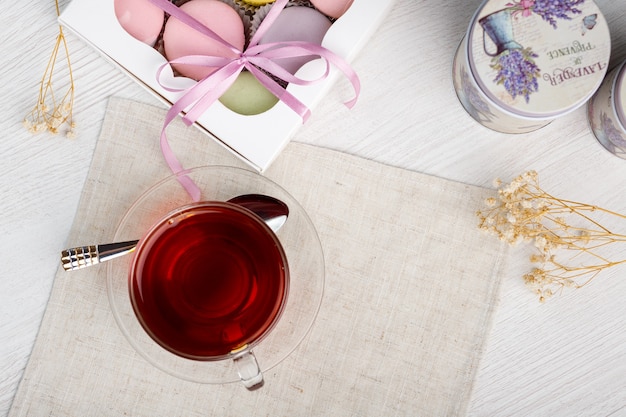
[
  {"x1": 233, "y1": 350, "x2": 264, "y2": 390},
  {"x1": 483, "y1": 29, "x2": 498, "y2": 57}
]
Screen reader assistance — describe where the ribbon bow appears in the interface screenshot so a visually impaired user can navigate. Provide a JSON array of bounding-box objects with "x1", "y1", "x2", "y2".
[
  {"x1": 507, "y1": 0, "x2": 535, "y2": 17},
  {"x1": 148, "y1": 0, "x2": 360, "y2": 200}
]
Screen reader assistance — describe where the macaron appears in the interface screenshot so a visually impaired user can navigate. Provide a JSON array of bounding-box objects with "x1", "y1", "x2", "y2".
[
  {"x1": 219, "y1": 71, "x2": 279, "y2": 115},
  {"x1": 311, "y1": 0, "x2": 353, "y2": 19},
  {"x1": 162, "y1": 0, "x2": 245, "y2": 81},
  {"x1": 114, "y1": 0, "x2": 165, "y2": 46},
  {"x1": 238, "y1": 0, "x2": 276, "y2": 6},
  {"x1": 258, "y1": 6, "x2": 332, "y2": 75}
]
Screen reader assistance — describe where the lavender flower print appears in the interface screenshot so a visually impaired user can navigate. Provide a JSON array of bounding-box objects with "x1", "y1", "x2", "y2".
[
  {"x1": 479, "y1": 0, "x2": 591, "y2": 103},
  {"x1": 506, "y1": 0, "x2": 586, "y2": 29},
  {"x1": 491, "y1": 48, "x2": 540, "y2": 102},
  {"x1": 459, "y1": 67, "x2": 495, "y2": 123},
  {"x1": 601, "y1": 112, "x2": 626, "y2": 149}
]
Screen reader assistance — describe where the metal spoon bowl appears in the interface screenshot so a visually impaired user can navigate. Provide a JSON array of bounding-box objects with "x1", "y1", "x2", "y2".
[{"x1": 61, "y1": 194, "x2": 289, "y2": 271}]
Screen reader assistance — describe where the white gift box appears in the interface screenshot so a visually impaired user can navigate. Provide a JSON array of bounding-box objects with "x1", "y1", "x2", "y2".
[{"x1": 59, "y1": 0, "x2": 396, "y2": 171}]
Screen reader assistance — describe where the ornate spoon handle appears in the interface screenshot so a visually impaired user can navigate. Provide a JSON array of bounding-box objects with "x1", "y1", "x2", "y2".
[
  {"x1": 61, "y1": 194, "x2": 289, "y2": 271},
  {"x1": 61, "y1": 240, "x2": 139, "y2": 271}
]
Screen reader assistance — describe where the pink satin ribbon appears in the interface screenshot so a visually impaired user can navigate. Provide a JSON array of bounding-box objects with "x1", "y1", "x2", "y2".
[{"x1": 147, "y1": 0, "x2": 360, "y2": 200}]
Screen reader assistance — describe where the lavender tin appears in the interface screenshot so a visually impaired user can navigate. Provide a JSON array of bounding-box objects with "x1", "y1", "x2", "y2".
[
  {"x1": 588, "y1": 60, "x2": 626, "y2": 158},
  {"x1": 453, "y1": 0, "x2": 611, "y2": 133}
]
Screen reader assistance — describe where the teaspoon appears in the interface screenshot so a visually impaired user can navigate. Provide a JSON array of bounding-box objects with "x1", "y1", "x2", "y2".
[{"x1": 61, "y1": 194, "x2": 289, "y2": 271}]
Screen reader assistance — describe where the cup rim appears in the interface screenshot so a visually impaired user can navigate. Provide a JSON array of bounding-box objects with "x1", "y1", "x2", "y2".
[{"x1": 129, "y1": 200, "x2": 290, "y2": 362}]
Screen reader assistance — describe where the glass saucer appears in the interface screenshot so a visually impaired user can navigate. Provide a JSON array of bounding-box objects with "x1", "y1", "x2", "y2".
[{"x1": 106, "y1": 166, "x2": 324, "y2": 384}]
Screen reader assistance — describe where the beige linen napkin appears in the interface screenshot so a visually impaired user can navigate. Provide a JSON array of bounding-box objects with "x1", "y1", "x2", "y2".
[{"x1": 10, "y1": 97, "x2": 506, "y2": 417}]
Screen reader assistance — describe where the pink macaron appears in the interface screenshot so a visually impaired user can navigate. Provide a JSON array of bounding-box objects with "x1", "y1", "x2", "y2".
[
  {"x1": 114, "y1": 0, "x2": 165, "y2": 46},
  {"x1": 162, "y1": 0, "x2": 245, "y2": 81},
  {"x1": 311, "y1": 0, "x2": 354, "y2": 19}
]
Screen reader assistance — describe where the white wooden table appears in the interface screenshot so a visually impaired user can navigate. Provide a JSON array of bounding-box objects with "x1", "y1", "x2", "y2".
[{"x1": 2, "y1": 1, "x2": 626, "y2": 415}]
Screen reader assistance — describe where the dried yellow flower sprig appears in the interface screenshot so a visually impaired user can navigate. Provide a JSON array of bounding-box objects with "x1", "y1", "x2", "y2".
[
  {"x1": 23, "y1": 0, "x2": 76, "y2": 138},
  {"x1": 477, "y1": 171, "x2": 626, "y2": 302}
]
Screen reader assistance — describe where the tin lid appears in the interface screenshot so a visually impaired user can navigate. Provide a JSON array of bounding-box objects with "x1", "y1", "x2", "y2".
[
  {"x1": 467, "y1": 0, "x2": 610, "y2": 119},
  {"x1": 616, "y1": 62, "x2": 626, "y2": 129}
]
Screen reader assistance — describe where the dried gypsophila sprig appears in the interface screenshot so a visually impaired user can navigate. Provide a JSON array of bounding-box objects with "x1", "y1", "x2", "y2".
[
  {"x1": 477, "y1": 171, "x2": 626, "y2": 302},
  {"x1": 23, "y1": 0, "x2": 76, "y2": 138}
]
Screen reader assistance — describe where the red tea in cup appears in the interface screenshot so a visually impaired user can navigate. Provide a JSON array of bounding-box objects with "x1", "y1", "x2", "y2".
[{"x1": 129, "y1": 202, "x2": 289, "y2": 360}]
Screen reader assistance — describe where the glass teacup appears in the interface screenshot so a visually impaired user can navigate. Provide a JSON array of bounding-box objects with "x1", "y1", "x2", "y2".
[
  {"x1": 107, "y1": 166, "x2": 323, "y2": 389},
  {"x1": 131, "y1": 201, "x2": 288, "y2": 388}
]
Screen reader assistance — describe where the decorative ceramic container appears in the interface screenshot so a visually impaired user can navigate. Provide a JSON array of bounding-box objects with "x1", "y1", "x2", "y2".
[
  {"x1": 453, "y1": 0, "x2": 610, "y2": 133},
  {"x1": 588, "y1": 60, "x2": 626, "y2": 158}
]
